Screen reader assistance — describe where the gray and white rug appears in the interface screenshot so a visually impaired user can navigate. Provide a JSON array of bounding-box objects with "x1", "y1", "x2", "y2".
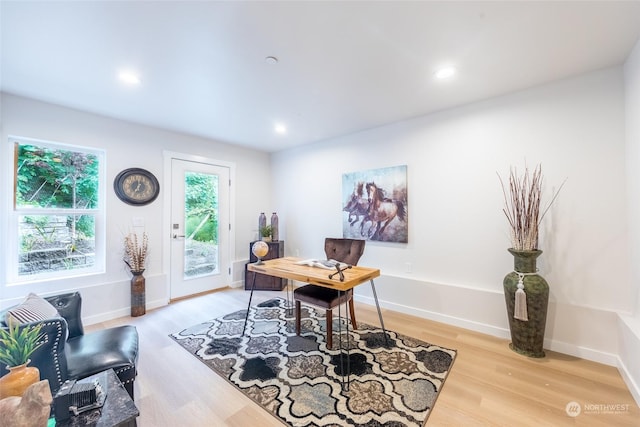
[{"x1": 170, "y1": 298, "x2": 456, "y2": 426}]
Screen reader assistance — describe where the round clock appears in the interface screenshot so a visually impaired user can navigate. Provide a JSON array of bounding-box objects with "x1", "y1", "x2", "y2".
[{"x1": 114, "y1": 168, "x2": 160, "y2": 206}]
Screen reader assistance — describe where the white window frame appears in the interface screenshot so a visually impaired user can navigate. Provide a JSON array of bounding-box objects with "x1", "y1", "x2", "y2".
[{"x1": 8, "y1": 136, "x2": 106, "y2": 283}]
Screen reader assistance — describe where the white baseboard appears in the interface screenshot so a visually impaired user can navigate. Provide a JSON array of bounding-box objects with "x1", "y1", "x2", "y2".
[
  {"x1": 354, "y1": 294, "x2": 511, "y2": 339},
  {"x1": 617, "y1": 314, "x2": 640, "y2": 407},
  {"x1": 618, "y1": 355, "x2": 640, "y2": 407},
  {"x1": 355, "y1": 293, "x2": 619, "y2": 368},
  {"x1": 83, "y1": 297, "x2": 168, "y2": 326},
  {"x1": 544, "y1": 339, "x2": 618, "y2": 366},
  {"x1": 229, "y1": 279, "x2": 244, "y2": 289}
]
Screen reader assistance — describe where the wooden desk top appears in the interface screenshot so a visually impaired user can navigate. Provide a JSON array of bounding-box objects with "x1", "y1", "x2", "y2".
[{"x1": 247, "y1": 256, "x2": 380, "y2": 291}]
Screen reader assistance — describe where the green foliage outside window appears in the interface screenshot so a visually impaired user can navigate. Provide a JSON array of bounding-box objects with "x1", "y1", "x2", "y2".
[
  {"x1": 15, "y1": 141, "x2": 101, "y2": 276},
  {"x1": 16, "y1": 144, "x2": 98, "y2": 210},
  {"x1": 184, "y1": 172, "x2": 218, "y2": 243}
]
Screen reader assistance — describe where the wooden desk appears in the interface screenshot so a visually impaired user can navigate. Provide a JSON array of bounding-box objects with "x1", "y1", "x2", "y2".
[
  {"x1": 247, "y1": 256, "x2": 380, "y2": 291},
  {"x1": 245, "y1": 257, "x2": 388, "y2": 389}
]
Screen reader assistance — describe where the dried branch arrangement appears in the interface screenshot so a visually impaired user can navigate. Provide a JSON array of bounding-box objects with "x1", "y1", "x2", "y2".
[
  {"x1": 498, "y1": 164, "x2": 564, "y2": 251},
  {"x1": 124, "y1": 232, "x2": 148, "y2": 272}
]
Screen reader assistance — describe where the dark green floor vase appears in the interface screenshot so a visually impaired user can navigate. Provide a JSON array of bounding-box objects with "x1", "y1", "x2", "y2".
[{"x1": 503, "y1": 248, "x2": 549, "y2": 358}]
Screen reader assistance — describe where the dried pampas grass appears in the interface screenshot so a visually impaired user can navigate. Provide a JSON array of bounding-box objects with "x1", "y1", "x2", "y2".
[{"x1": 498, "y1": 164, "x2": 565, "y2": 251}]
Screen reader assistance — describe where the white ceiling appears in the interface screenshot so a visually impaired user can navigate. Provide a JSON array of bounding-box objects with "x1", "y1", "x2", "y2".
[{"x1": 2, "y1": 1, "x2": 640, "y2": 153}]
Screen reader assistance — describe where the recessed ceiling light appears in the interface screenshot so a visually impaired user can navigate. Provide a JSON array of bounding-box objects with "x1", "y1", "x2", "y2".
[
  {"x1": 274, "y1": 123, "x2": 287, "y2": 135},
  {"x1": 265, "y1": 56, "x2": 278, "y2": 65},
  {"x1": 118, "y1": 71, "x2": 141, "y2": 85},
  {"x1": 434, "y1": 66, "x2": 456, "y2": 80}
]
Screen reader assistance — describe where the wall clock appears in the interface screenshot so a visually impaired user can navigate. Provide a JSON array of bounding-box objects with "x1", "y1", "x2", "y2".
[{"x1": 114, "y1": 168, "x2": 160, "y2": 206}]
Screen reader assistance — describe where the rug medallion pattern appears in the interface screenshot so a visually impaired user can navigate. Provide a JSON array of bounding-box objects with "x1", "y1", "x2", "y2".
[{"x1": 170, "y1": 298, "x2": 456, "y2": 426}]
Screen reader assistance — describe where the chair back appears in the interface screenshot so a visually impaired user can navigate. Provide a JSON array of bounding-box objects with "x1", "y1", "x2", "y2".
[{"x1": 324, "y1": 238, "x2": 365, "y2": 266}]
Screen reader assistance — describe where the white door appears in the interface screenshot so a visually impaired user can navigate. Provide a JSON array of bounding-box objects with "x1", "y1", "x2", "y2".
[{"x1": 170, "y1": 158, "x2": 230, "y2": 299}]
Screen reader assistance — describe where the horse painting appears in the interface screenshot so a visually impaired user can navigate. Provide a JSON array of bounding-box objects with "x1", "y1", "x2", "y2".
[
  {"x1": 365, "y1": 181, "x2": 406, "y2": 240},
  {"x1": 343, "y1": 181, "x2": 372, "y2": 236},
  {"x1": 342, "y1": 165, "x2": 408, "y2": 243}
]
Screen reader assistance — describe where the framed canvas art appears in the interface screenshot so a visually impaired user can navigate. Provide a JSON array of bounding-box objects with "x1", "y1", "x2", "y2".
[{"x1": 342, "y1": 165, "x2": 408, "y2": 243}]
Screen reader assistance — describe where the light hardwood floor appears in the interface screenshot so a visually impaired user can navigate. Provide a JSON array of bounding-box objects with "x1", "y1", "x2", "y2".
[{"x1": 87, "y1": 288, "x2": 639, "y2": 426}]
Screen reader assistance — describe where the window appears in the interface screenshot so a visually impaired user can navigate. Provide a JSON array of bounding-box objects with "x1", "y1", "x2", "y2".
[{"x1": 13, "y1": 137, "x2": 104, "y2": 279}]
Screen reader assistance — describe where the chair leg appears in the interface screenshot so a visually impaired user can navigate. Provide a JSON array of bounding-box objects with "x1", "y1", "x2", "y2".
[
  {"x1": 348, "y1": 298, "x2": 358, "y2": 330},
  {"x1": 296, "y1": 301, "x2": 302, "y2": 335},
  {"x1": 295, "y1": 301, "x2": 302, "y2": 336},
  {"x1": 326, "y1": 309, "x2": 333, "y2": 349}
]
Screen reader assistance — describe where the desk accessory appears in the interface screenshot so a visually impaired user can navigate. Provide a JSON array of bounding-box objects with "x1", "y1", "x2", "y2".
[{"x1": 328, "y1": 263, "x2": 352, "y2": 282}]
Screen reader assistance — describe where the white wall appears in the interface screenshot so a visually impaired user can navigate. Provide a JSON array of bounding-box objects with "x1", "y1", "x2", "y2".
[
  {"x1": 0, "y1": 94, "x2": 271, "y2": 320},
  {"x1": 272, "y1": 67, "x2": 630, "y2": 366},
  {"x1": 620, "y1": 37, "x2": 640, "y2": 405},
  {"x1": 625, "y1": 39, "x2": 640, "y2": 322}
]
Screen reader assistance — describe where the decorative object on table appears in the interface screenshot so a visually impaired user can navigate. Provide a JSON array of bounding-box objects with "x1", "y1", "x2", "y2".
[
  {"x1": 113, "y1": 168, "x2": 160, "y2": 206},
  {"x1": 251, "y1": 241, "x2": 269, "y2": 265},
  {"x1": 53, "y1": 378, "x2": 105, "y2": 421},
  {"x1": 0, "y1": 379, "x2": 52, "y2": 427},
  {"x1": 124, "y1": 232, "x2": 148, "y2": 317},
  {"x1": 245, "y1": 241, "x2": 286, "y2": 291},
  {"x1": 270, "y1": 212, "x2": 279, "y2": 241},
  {"x1": 54, "y1": 369, "x2": 139, "y2": 426},
  {"x1": 0, "y1": 322, "x2": 44, "y2": 399},
  {"x1": 342, "y1": 165, "x2": 408, "y2": 242},
  {"x1": 259, "y1": 224, "x2": 273, "y2": 242},
  {"x1": 258, "y1": 212, "x2": 266, "y2": 236},
  {"x1": 170, "y1": 298, "x2": 456, "y2": 427},
  {"x1": 498, "y1": 164, "x2": 565, "y2": 358}
]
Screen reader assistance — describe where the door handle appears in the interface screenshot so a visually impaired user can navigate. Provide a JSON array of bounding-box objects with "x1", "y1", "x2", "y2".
[{"x1": 173, "y1": 234, "x2": 185, "y2": 239}]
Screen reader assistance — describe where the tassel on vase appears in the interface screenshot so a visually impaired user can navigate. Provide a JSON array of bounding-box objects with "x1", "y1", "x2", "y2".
[{"x1": 514, "y1": 273, "x2": 529, "y2": 321}]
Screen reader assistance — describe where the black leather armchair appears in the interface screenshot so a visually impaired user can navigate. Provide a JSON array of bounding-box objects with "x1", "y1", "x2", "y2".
[{"x1": 0, "y1": 292, "x2": 139, "y2": 399}]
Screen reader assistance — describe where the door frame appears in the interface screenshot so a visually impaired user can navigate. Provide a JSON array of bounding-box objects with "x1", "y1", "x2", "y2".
[{"x1": 162, "y1": 151, "x2": 236, "y2": 302}]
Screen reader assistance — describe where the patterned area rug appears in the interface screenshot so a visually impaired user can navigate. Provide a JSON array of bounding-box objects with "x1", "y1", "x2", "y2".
[{"x1": 170, "y1": 298, "x2": 456, "y2": 426}]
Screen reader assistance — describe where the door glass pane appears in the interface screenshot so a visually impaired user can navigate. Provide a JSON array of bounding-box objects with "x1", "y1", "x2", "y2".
[{"x1": 184, "y1": 172, "x2": 218, "y2": 278}]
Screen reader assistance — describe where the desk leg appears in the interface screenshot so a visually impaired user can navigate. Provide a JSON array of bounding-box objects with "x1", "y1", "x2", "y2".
[
  {"x1": 370, "y1": 279, "x2": 390, "y2": 347},
  {"x1": 285, "y1": 279, "x2": 293, "y2": 317},
  {"x1": 337, "y1": 289, "x2": 351, "y2": 392},
  {"x1": 242, "y1": 271, "x2": 258, "y2": 335}
]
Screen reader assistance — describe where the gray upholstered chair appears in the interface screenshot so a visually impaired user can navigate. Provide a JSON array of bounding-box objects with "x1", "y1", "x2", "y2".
[{"x1": 294, "y1": 238, "x2": 365, "y2": 349}]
